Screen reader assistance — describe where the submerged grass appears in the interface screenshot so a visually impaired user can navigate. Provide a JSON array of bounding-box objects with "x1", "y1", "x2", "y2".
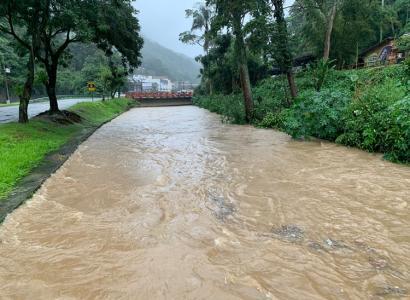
[{"x1": 0, "y1": 98, "x2": 134, "y2": 199}]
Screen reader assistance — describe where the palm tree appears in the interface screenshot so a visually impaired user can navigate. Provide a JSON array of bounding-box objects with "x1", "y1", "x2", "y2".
[
  {"x1": 180, "y1": 3, "x2": 212, "y2": 52},
  {"x1": 180, "y1": 2, "x2": 214, "y2": 94}
]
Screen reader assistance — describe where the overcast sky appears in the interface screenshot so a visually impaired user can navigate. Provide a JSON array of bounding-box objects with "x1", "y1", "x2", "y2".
[{"x1": 133, "y1": 0, "x2": 294, "y2": 59}]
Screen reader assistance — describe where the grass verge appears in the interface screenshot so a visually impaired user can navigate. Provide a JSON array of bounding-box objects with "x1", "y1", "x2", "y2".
[{"x1": 0, "y1": 98, "x2": 134, "y2": 200}]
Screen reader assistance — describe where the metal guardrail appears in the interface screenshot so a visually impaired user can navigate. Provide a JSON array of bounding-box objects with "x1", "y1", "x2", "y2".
[{"x1": 126, "y1": 91, "x2": 193, "y2": 100}]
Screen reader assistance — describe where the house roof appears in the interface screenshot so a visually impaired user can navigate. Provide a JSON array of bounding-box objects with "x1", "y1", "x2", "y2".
[
  {"x1": 360, "y1": 37, "x2": 394, "y2": 57},
  {"x1": 293, "y1": 54, "x2": 316, "y2": 66}
]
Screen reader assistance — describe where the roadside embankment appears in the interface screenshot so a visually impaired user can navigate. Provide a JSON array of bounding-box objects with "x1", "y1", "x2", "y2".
[
  {"x1": 0, "y1": 98, "x2": 135, "y2": 221},
  {"x1": 194, "y1": 64, "x2": 410, "y2": 164}
]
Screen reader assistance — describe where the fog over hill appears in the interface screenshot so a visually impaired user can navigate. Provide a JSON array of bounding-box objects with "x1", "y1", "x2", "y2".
[{"x1": 137, "y1": 38, "x2": 201, "y2": 84}]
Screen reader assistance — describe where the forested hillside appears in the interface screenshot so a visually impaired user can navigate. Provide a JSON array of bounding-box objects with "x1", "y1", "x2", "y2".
[
  {"x1": 139, "y1": 38, "x2": 201, "y2": 83},
  {"x1": 0, "y1": 36, "x2": 200, "y2": 102}
]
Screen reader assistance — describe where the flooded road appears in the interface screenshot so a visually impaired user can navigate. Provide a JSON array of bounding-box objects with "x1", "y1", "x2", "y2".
[{"x1": 0, "y1": 106, "x2": 409, "y2": 299}]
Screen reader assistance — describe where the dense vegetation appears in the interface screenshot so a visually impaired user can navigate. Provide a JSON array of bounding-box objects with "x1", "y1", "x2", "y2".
[
  {"x1": 0, "y1": 0, "x2": 143, "y2": 122},
  {"x1": 0, "y1": 37, "x2": 201, "y2": 103},
  {"x1": 139, "y1": 38, "x2": 200, "y2": 83},
  {"x1": 195, "y1": 63, "x2": 410, "y2": 163},
  {"x1": 0, "y1": 98, "x2": 134, "y2": 199},
  {"x1": 0, "y1": 41, "x2": 127, "y2": 100},
  {"x1": 182, "y1": 0, "x2": 410, "y2": 163}
]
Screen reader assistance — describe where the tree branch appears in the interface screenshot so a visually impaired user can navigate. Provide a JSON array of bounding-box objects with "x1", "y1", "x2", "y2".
[
  {"x1": 54, "y1": 29, "x2": 72, "y2": 58},
  {"x1": 4, "y1": 8, "x2": 31, "y2": 49}
]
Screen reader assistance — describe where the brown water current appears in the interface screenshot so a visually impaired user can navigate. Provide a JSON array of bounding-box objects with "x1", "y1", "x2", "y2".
[{"x1": 1, "y1": 106, "x2": 409, "y2": 299}]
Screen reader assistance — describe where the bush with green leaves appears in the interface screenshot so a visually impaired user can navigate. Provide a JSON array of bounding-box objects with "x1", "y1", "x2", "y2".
[
  {"x1": 397, "y1": 34, "x2": 410, "y2": 53},
  {"x1": 193, "y1": 94, "x2": 246, "y2": 124},
  {"x1": 281, "y1": 89, "x2": 351, "y2": 140},
  {"x1": 336, "y1": 78, "x2": 407, "y2": 158},
  {"x1": 258, "y1": 111, "x2": 283, "y2": 129},
  {"x1": 308, "y1": 59, "x2": 336, "y2": 91},
  {"x1": 385, "y1": 96, "x2": 410, "y2": 163},
  {"x1": 252, "y1": 77, "x2": 289, "y2": 122},
  {"x1": 404, "y1": 57, "x2": 410, "y2": 78}
]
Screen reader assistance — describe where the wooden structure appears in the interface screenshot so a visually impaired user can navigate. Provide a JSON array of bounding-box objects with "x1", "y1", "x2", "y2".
[{"x1": 359, "y1": 38, "x2": 405, "y2": 67}]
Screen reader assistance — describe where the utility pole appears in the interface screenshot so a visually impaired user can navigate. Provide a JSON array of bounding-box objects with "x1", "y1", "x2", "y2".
[
  {"x1": 0, "y1": 55, "x2": 11, "y2": 104},
  {"x1": 5, "y1": 67, "x2": 10, "y2": 104},
  {"x1": 0, "y1": 54, "x2": 10, "y2": 104}
]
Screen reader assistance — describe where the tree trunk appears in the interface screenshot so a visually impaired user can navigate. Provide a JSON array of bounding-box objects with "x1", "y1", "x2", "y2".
[
  {"x1": 232, "y1": 14, "x2": 253, "y2": 122},
  {"x1": 380, "y1": 0, "x2": 385, "y2": 42},
  {"x1": 239, "y1": 62, "x2": 253, "y2": 122},
  {"x1": 208, "y1": 79, "x2": 213, "y2": 96},
  {"x1": 204, "y1": 31, "x2": 213, "y2": 96},
  {"x1": 272, "y1": 0, "x2": 298, "y2": 100},
  {"x1": 286, "y1": 71, "x2": 298, "y2": 100},
  {"x1": 45, "y1": 61, "x2": 59, "y2": 113},
  {"x1": 18, "y1": 48, "x2": 35, "y2": 123},
  {"x1": 323, "y1": 1, "x2": 337, "y2": 61}
]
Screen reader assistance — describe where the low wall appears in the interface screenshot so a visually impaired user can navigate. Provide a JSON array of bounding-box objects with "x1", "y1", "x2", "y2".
[{"x1": 136, "y1": 98, "x2": 193, "y2": 107}]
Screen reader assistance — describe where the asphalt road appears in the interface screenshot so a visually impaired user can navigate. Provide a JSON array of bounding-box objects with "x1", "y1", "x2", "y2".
[{"x1": 0, "y1": 98, "x2": 96, "y2": 123}]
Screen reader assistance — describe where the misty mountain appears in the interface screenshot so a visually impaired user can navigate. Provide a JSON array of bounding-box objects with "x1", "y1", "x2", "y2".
[{"x1": 138, "y1": 38, "x2": 201, "y2": 83}]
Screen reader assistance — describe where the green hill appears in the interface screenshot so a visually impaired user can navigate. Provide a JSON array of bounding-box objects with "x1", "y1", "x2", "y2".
[{"x1": 139, "y1": 38, "x2": 201, "y2": 83}]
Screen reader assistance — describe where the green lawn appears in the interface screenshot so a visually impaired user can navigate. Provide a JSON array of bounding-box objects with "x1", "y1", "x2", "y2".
[{"x1": 0, "y1": 98, "x2": 134, "y2": 199}]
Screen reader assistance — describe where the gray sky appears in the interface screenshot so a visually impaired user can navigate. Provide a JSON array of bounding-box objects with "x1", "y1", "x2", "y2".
[
  {"x1": 133, "y1": 0, "x2": 295, "y2": 59},
  {"x1": 134, "y1": 0, "x2": 202, "y2": 58}
]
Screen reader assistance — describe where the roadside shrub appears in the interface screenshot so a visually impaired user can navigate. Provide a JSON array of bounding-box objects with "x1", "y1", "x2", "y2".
[
  {"x1": 384, "y1": 97, "x2": 410, "y2": 163},
  {"x1": 252, "y1": 77, "x2": 289, "y2": 122},
  {"x1": 404, "y1": 57, "x2": 410, "y2": 78},
  {"x1": 193, "y1": 94, "x2": 246, "y2": 124},
  {"x1": 295, "y1": 71, "x2": 315, "y2": 91},
  {"x1": 336, "y1": 79, "x2": 407, "y2": 156},
  {"x1": 308, "y1": 59, "x2": 336, "y2": 91},
  {"x1": 281, "y1": 89, "x2": 350, "y2": 140},
  {"x1": 357, "y1": 65, "x2": 405, "y2": 86},
  {"x1": 397, "y1": 34, "x2": 410, "y2": 53},
  {"x1": 258, "y1": 111, "x2": 283, "y2": 128}
]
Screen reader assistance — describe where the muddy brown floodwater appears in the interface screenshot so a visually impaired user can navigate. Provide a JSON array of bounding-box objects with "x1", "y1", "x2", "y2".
[{"x1": 0, "y1": 106, "x2": 409, "y2": 299}]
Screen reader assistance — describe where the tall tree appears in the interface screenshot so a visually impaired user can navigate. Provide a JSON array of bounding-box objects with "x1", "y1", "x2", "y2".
[
  {"x1": 323, "y1": 0, "x2": 338, "y2": 60},
  {"x1": 35, "y1": 0, "x2": 143, "y2": 113},
  {"x1": 180, "y1": 3, "x2": 214, "y2": 94},
  {"x1": 292, "y1": 0, "x2": 341, "y2": 60},
  {"x1": 394, "y1": 0, "x2": 410, "y2": 33},
  {"x1": 180, "y1": 3, "x2": 213, "y2": 53},
  {"x1": 34, "y1": 0, "x2": 85, "y2": 112},
  {"x1": 206, "y1": 0, "x2": 255, "y2": 122},
  {"x1": 271, "y1": 0, "x2": 298, "y2": 99},
  {"x1": 0, "y1": 0, "x2": 42, "y2": 123},
  {"x1": 247, "y1": 0, "x2": 297, "y2": 100}
]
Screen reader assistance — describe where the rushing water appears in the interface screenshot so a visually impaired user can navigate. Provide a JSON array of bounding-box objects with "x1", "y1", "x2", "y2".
[{"x1": 0, "y1": 106, "x2": 409, "y2": 299}]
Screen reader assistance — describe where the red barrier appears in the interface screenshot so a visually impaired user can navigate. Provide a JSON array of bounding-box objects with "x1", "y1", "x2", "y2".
[{"x1": 126, "y1": 91, "x2": 193, "y2": 100}]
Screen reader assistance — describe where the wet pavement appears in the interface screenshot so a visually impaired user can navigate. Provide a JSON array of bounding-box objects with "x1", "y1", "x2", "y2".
[{"x1": 0, "y1": 98, "x2": 96, "y2": 123}]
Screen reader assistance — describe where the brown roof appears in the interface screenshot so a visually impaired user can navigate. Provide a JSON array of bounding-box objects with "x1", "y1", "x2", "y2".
[{"x1": 360, "y1": 37, "x2": 394, "y2": 57}]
